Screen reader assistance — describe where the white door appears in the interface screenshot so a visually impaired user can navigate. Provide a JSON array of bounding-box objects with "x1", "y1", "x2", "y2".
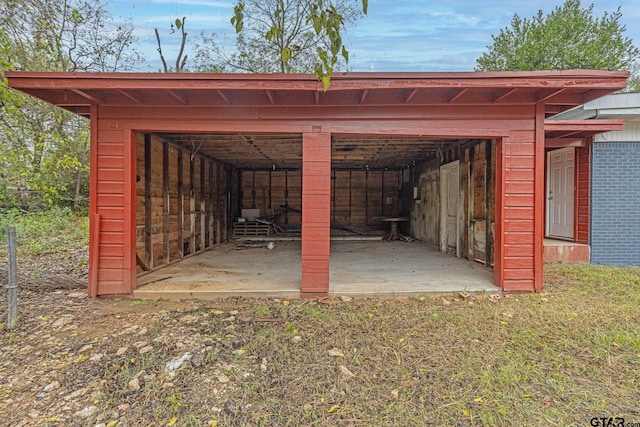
[
  {"x1": 440, "y1": 161, "x2": 460, "y2": 256},
  {"x1": 547, "y1": 147, "x2": 575, "y2": 239}
]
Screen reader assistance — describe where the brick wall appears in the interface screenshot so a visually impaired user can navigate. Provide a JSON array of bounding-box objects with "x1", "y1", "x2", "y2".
[{"x1": 590, "y1": 141, "x2": 640, "y2": 266}]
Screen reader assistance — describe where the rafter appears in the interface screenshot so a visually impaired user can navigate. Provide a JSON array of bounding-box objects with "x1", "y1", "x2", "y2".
[
  {"x1": 167, "y1": 89, "x2": 187, "y2": 105},
  {"x1": 70, "y1": 89, "x2": 103, "y2": 104},
  {"x1": 494, "y1": 88, "x2": 519, "y2": 103},
  {"x1": 216, "y1": 90, "x2": 231, "y2": 105},
  {"x1": 404, "y1": 89, "x2": 418, "y2": 104},
  {"x1": 536, "y1": 88, "x2": 567, "y2": 103},
  {"x1": 449, "y1": 88, "x2": 468, "y2": 103},
  {"x1": 116, "y1": 89, "x2": 143, "y2": 104},
  {"x1": 360, "y1": 89, "x2": 369, "y2": 104},
  {"x1": 265, "y1": 90, "x2": 275, "y2": 105}
]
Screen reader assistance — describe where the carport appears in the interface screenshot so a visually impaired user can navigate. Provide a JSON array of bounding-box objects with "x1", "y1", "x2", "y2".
[{"x1": 6, "y1": 70, "x2": 627, "y2": 297}]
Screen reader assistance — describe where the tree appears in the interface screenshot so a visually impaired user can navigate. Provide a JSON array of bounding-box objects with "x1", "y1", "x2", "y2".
[
  {"x1": 0, "y1": 0, "x2": 140, "y2": 209},
  {"x1": 155, "y1": 17, "x2": 188, "y2": 72},
  {"x1": 194, "y1": 0, "x2": 366, "y2": 87},
  {"x1": 476, "y1": 0, "x2": 639, "y2": 87}
]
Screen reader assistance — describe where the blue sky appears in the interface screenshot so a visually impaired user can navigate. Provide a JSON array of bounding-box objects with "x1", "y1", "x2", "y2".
[{"x1": 109, "y1": 0, "x2": 640, "y2": 72}]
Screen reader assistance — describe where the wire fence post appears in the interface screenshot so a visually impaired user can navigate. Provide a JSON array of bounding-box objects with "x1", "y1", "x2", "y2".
[{"x1": 6, "y1": 226, "x2": 18, "y2": 329}]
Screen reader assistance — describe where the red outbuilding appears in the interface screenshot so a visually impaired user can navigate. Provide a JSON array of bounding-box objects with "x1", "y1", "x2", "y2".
[{"x1": 6, "y1": 70, "x2": 628, "y2": 297}]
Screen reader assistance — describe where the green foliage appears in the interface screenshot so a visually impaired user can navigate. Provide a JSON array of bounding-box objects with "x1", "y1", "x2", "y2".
[
  {"x1": 0, "y1": 0, "x2": 140, "y2": 210},
  {"x1": 201, "y1": 0, "x2": 366, "y2": 85},
  {"x1": 0, "y1": 207, "x2": 88, "y2": 255},
  {"x1": 476, "y1": 0, "x2": 639, "y2": 87}
]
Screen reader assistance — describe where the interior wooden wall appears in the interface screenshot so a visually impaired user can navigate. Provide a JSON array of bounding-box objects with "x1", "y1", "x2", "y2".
[
  {"x1": 135, "y1": 134, "x2": 233, "y2": 274},
  {"x1": 408, "y1": 140, "x2": 495, "y2": 265},
  {"x1": 240, "y1": 169, "x2": 400, "y2": 229}
]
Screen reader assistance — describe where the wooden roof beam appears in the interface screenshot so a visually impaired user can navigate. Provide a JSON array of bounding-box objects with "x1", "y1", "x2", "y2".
[
  {"x1": 545, "y1": 138, "x2": 586, "y2": 148},
  {"x1": 404, "y1": 89, "x2": 418, "y2": 104},
  {"x1": 360, "y1": 89, "x2": 369, "y2": 104},
  {"x1": 167, "y1": 89, "x2": 187, "y2": 105},
  {"x1": 265, "y1": 90, "x2": 275, "y2": 105},
  {"x1": 494, "y1": 88, "x2": 519, "y2": 103},
  {"x1": 116, "y1": 89, "x2": 143, "y2": 104},
  {"x1": 6, "y1": 70, "x2": 629, "y2": 92},
  {"x1": 536, "y1": 88, "x2": 567, "y2": 103},
  {"x1": 216, "y1": 90, "x2": 231, "y2": 105},
  {"x1": 544, "y1": 119, "x2": 624, "y2": 132},
  {"x1": 70, "y1": 89, "x2": 103, "y2": 104},
  {"x1": 449, "y1": 88, "x2": 468, "y2": 103}
]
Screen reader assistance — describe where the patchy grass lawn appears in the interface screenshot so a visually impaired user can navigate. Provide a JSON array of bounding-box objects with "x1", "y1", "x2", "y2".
[
  {"x1": 0, "y1": 208, "x2": 89, "y2": 279},
  {"x1": 0, "y1": 262, "x2": 638, "y2": 426},
  {"x1": 0, "y1": 208, "x2": 89, "y2": 257}
]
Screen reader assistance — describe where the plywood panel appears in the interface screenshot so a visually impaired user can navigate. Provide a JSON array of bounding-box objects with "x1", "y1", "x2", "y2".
[
  {"x1": 367, "y1": 171, "x2": 383, "y2": 226},
  {"x1": 286, "y1": 171, "x2": 302, "y2": 225},
  {"x1": 382, "y1": 170, "x2": 400, "y2": 218},
  {"x1": 349, "y1": 171, "x2": 367, "y2": 226},
  {"x1": 332, "y1": 170, "x2": 352, "y2": 225}
]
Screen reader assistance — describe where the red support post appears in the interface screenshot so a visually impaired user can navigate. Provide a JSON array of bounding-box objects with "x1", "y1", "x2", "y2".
[
  {"x1": 301, "y1": 132, "x2": 331, "y2": 296},
  {"x1": 534, "y1": 103, "x2": 546, "y2": 293}
]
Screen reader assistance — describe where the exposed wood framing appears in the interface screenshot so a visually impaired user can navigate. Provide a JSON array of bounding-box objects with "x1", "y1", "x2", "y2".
[
  {"x1": 144, "y1": 134, "x2": 152, "y2": 268},
  {"x1": 208, "y1": 159, "x2": 215, "y2": 247},
  {"x1": 189, "y1": 154, "x2": 196, "y2": 255},
  {"x1": 485, "y1": 139, "x2": 493, "y2": 267},
  {"x1": 467, "y1": 144, "x2": 474, "y2": 260},
  {"x1": 200, "y1": 158, "x2": 206, "y2": 251},
  {"x1": 162, "y1": 140, "x2": 170, "y2": 263},
  {"x1": 177, "y1": 149, "x2": 184, "y2": 257}
]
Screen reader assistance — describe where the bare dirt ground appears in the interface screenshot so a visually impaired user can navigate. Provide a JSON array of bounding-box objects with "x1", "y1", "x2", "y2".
[{"x1": 1, "y1": 249, "x2": 639, "y2": 426}]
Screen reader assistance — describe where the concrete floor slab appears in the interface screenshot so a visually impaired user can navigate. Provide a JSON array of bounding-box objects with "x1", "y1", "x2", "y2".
[{"x1": 134, "y1": 240, "x2": 499, "y2": 300}]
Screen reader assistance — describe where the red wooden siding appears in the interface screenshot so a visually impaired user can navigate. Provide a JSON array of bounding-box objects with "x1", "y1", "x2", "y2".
[
  {"x1": 499, "y1": 125, "x2": 537, "y2": 293},
  {"x1": 88, "y1": 121, "x2": 136, "y2": 296},
  {"x1": 575, "y1": 144, "x2": 590, "y2": 245},
  {"x1": 301, "y1": 133, "x2": 331, "y2": 295}
]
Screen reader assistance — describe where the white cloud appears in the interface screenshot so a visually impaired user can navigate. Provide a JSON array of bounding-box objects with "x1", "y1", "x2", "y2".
[{"x1": 150, "y1": 0, "x2": 233, "y2": 7}]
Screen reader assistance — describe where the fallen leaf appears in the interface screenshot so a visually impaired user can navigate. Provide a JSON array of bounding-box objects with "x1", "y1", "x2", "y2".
[
  {"x1": 522, "y1": 393, "x2": 531, "y2": 398},
  {"x1": 462, "y1": 408, "x2": 470, "y2": 416},
  {"x1": 318, "y1": 297, "x2": 331, "y2": 304},
  {"x1": 328, "y1": 348, "x2": 344, "y2": 357},
  {"x1": 339, "y1": 365, "x2": 355, "y2": 378},
  {"x1": 167, "y1": 417, "x2": 177, "y2": 426},
  {"x1": 473, "y1": 397, "x2": 483, "y2": 403},
  {"x1": 106, "y1": 421, "x2": 119, "y2": 427},
  {"x1": 328, "y1": 405, "x2": 338, "y2": 413},
  {"x1": 282, "y1": 300, "x2": 290, "y2": 306}
]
